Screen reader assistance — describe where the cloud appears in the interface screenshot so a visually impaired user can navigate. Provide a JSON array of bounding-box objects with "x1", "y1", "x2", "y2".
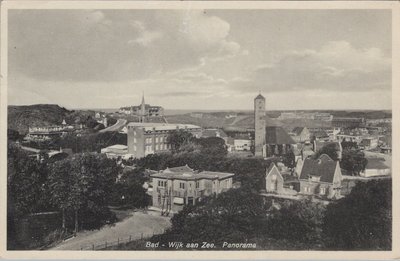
[
  {"x1": 128, "y1": 20, "x2": 163, "y2": 46},
  {"x1": 230, "y1": 41, "x2": 391, "y2": 93},
  {"x1": 9, "y1": 9, "x2": 241, "y2": 82}
]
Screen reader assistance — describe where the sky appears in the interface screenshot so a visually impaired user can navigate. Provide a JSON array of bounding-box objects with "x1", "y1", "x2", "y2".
[{"x1": 8, "y1": 9, "x2": 392, "y2": 110}]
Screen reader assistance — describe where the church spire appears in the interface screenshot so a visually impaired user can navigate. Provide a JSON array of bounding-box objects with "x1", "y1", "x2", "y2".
[
  {"x1": 140, "y1": 91, "x2": 146, "y2": 122},
  {"x1": 141, "y1": 91, "x2": 145, "y2": 106}
]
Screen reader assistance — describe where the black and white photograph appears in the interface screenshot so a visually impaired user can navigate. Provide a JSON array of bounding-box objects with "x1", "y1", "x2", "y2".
[{"x1": 1, "y1": 1, "x2": 399, "y2": 258}]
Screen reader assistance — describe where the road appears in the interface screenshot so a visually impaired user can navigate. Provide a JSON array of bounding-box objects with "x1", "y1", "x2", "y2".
[
  {"x1": 50, "y1": 211, "x2": 171, "y2": 250},
  {"x1": 99, "y1": 119, "x2": 127, "y2": 132}
]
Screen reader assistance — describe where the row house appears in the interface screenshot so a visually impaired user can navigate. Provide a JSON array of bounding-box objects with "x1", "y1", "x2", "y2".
[{"x1": 127, "y1": 123, "x2": 202, "y2": 158}]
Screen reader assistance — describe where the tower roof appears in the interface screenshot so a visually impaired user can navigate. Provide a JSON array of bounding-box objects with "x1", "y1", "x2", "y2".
[
  {"x1": 255, "y1": 94, "x2": 265, "y2": 100},
  {"x1": 141, "y1": 92, "x2": 145, "y2": 105}
]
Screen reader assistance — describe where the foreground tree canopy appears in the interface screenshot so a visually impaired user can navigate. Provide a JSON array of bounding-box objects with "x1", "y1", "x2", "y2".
[
  {"x1": 323, "y1": 179, "x2": 392, "y2": 250},
  {"x1": 48, "y1": 153, "x2": 119, "y2": 231}
]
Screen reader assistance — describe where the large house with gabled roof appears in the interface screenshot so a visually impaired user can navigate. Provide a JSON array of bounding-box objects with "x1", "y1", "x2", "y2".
[{"x1": 299, "y1": 154, "x2": 343, "y2": 199}]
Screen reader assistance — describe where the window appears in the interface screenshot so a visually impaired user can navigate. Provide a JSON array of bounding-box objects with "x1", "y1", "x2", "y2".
[
  {"x1": 133, "y1": 145, "x2": 137, "y2": 151},
  {"x1": 320, "y1": 187, "x2": 326, "y2": 195},
  {"x1": 156, "y1": 144, "x2": 159, "y2": 150},
  {"x1": 156, "y1": 137, "x2": 159, "y2": 143},
  {"x1": 304, "y1": 186, "x2": 310, "y2": 193},
  {"x1": 196, "y1": 181, "x2": 200, "y2": 188},
  {"x1": 179, "y1": 182, "x2": 185, "y2": 189},
  {"x1": 133, "y1": 138, "x2": 137, "y2": 143},
  {"x1": 271, "y1": 174, "x2": 277, "y2": 180},
  {"x1": 158, "y1": 180, "x2": 166, "y2": 187},
  {"x1": 270, "y1": 183, "x2": 276, "y2": 190}
]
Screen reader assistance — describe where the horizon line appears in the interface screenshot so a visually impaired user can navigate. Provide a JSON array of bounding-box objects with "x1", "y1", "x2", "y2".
[{"x1": 7, "y1": 104, "x2": 392, "y2": 112}]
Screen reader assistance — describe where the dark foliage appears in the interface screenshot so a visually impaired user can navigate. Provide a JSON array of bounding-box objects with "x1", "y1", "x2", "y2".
[
  {"x1": 323, "y1": 179, "x2": 392, "y2": 250},
  {"x1": 134, "y1": 152, "x2": 278, "y2": 191},
  {"x1": 314, "y1": 143, "x2": 339, "y2": 161},
  {"x1": 340, "y1": 148, "x2": 368, "y2": 176},
  {"x1": 25, "y1": 131, "x2": 127, "y2": 153},
  {"x1": 8, "y1": 129, "x2": 21, "y2": 141},
  {"x1": 110, "y1": 169, "x2": 150, "y2": 208}
]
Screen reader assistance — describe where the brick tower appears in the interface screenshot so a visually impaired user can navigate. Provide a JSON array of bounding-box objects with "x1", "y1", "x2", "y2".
[{"x1": 254, "y1": 93, "x2": 266, "y2": 157}]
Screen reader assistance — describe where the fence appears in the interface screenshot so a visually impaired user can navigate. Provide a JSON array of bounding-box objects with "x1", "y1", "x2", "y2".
[{"x1": 79, "y1": 229, "x2": 166, "y2": 250}]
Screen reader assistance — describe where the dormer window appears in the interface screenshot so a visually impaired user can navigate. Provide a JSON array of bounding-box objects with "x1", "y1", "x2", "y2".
[{"x1": 309, "y1": 175, "x2": 320, "y2": 182}]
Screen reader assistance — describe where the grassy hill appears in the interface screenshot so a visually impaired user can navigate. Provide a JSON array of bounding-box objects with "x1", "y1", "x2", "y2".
[{"x1": 8, "y1": 104, "x2": 97, "y2": 135}]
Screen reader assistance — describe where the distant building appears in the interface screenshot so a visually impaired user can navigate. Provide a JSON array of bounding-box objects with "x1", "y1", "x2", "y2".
[
  {"x1": 290, "y1": 127, "x2": 311, "y2": 143},
  {"x1": 313, "y1": 113, "x2": 333, "y2": 121},
  {"x1": 101, "y1": 144, "x2": 132, "y2": 159},
  {"x1": 309, "y1": 128, "x2": 330, "y2": 141},
  {"x1": 190, "y1": 112, "x2": 203, "y2": 118},
  {"x1": 332, "y1": 117, "x2": 365, "y2": 128},
  {"x1": 264, "y1": 126, "x2": 296, "y2": 157},
  {"x1": 278, "y1": 112, "x2": 298, "y2": 120},
  {"x1": 300, "y1": 143, "x2": 315, "y2": 160},
  {"x1": 360, "y1": 158, "x2": 390, "y2": 178},
  {"x1": 336, "y1": 133, "x2": 363, "y2": 144},
  {"x1": 119, "y1": 94, "x2": 164, "y2": 121},
  {"x1": 298, "y1": 154, "x2": 343, "y2": 199},
  {"x1": 127, "y1": 123, "x2": 202, "y2": 159},
  {"x1": 25, "y1": 121, "x2": 72, "y2": 141},
  {"x1": 201, "y1": 128, "x2": 229, "y2": 144},
  {"x1": 234, "y1": 139, "x2": 253, "y2": 151},
  {"x1": 360, "y1": 137, "x2": 379, "y2": 150},
  {"x1": 151, "y1": 165, "x2": 234, "y2": 213}
]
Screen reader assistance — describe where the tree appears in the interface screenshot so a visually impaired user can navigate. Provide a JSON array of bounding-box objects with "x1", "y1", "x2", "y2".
[
  {"x1": 7, "y1": 144, "x2": 46, "y2": 216},
  {"x1": 7, "y1": 129, "x2": 20, "y2": 141},
  {"x1": 196, "y1": 137, "x2": 228, "y2": 158},
  {"x1": 341, "y1": 141, "x2": 358, "y2": 150},
  {"x1": 155, "y1": 188, "x2": 268, "y2": 245},
  {"x1": 167, "y1": 130, "x2": 199, "y2": 154},
  {"x1": 48, "y1": 153, "x2": 119, "y2": 232},
  {"x1": 48, "y1": 159, "x2": 73, "y2": 229},
  {"x1": 266, "y1": 199, "x2": 326, "y2": 245},
  {"x1": 314, "y1": 143, "x2": 339, "y2": 161},
  {"x1": 323, "y1": 179, "x2": 391, "y2": 250},
  {"x1": 340, "y1": 148, "x2": 368, "y2": 176},
  {"x1": 282, "y1": 149, "x2": 296, "y2": 170},
  {"x1": 112, "y1": 168, "x2": 150, "y2": 208}
]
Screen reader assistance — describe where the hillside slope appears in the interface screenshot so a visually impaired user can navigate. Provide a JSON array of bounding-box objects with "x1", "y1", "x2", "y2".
[{"x1": 8, "y1": 104, "x2": 97, "y2": 134}]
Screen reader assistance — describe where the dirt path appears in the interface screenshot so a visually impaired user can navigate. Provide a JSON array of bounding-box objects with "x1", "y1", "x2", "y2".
[{"x1": 50, "y1": 211, "x2": 170, "y2": 250}]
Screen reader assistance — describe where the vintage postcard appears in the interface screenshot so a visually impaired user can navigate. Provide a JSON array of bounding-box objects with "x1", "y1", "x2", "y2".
[{"x1": 0, "y1": 1, "x2": 399, "y2": 259}]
